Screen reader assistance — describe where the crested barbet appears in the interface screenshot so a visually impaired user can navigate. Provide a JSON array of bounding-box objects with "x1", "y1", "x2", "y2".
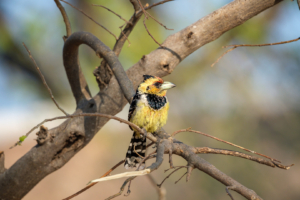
[{"x1": 124, "y1": 75, "x2": 176, "y2": 169}]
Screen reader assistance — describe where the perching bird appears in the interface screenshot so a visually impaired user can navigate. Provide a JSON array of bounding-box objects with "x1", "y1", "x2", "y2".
[{"x1": 124, "y1": 75, "x2": 176, "y2": 169}]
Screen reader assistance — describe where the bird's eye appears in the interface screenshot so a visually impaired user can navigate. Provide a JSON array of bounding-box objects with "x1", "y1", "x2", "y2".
[
  {"x1": 147, "y1": 86, "x2": 150, "y2": 90},
  {"x1": 154, "y1": 82, "x2": 162, "y2": 88}
]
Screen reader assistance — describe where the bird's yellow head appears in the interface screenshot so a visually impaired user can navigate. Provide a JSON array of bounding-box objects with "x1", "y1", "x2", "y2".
[{"x1": 138, "y1": 75, "x2": 176, "y2": 97}]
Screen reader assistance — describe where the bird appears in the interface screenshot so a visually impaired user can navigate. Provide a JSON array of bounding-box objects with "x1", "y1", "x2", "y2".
[{"x1": 124, "y1": 75, "x2": 176, "y2": 169}]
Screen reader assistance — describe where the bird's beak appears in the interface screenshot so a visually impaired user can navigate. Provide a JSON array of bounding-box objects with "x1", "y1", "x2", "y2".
[{"x1": 161, "y1": 81, "x2": 176, "y2": 90}]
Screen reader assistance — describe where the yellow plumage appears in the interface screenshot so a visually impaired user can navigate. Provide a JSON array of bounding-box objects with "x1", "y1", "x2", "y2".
[
  {"x1": 124, "y1": 75, "x2": 175, "y2": 169},
  {"x1": 131, "y1": 100, "x2": 169, "y2": 136}
]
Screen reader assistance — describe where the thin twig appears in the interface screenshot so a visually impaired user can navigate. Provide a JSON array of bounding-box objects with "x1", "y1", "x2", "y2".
[
  {"x1": 10, "y1": 113, "x2": 156, "y2": 149},
  {"x1": 157, "y1": 166, "x2": 186, "y2": 188},
  {"x1": 145, "y1": 11, "x2": 173, "y2": 30},
  {"x1": 224, "y1": 37, "x2": 300, "y2": 48},
  {"x1": 226, "y1": 186, "x2": 236, "y2": 200},
  {"x1": 62, "y1": 160, "x2": 124, "y2": 200},
  {"x1": 143, "y1": 17, "x2": 162, "y2": 46},
  {"x1": 171, "y1": 127, "x2": 191, "y2": 136},
  {"x1": 136, "y1": 0, "x2": 172, "y2": 46},
  {"x1": 164, "y1": 165, "x2": 184, "y2": 173},
  {"x1": 22, "y1": 43, "x2": 69, "y2": 116},
  {"x1": 211, "y1": 47, "x2": 236, "y2": 67},
  {"x1": 174, "y1": 172, "x2": 187, "y2": 184},
  {"x1": 164, "y1": 166, "x2": 186, "y2": 173},
  {"x1": 172, "y1": 128, "x2": 282, "y2": 163},
  {"x1": 60, "y1": 0, "x2": 118, "y2": 40},
  {"x1": 212, "y1": 37, "x2": 300, "y2": 67},
  {"x1": 54, "y1": 0, "x2": 72, "y2": 39},
  {"x1": 194, "y1": 147, "x2": 293, "y2": 170},
  {"x1": 92, "y1": 4, "x2": 133, "y2": 25}
]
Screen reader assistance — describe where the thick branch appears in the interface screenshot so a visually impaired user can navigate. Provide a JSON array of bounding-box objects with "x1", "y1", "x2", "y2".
[{"x1": 63, "y1": 31, "x2": 135, "y2": 105}]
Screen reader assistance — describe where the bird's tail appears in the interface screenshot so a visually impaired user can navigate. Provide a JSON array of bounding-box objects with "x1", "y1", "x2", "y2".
[{"x1": 124, "y1": 132, "x2": 146, "y2": 169}]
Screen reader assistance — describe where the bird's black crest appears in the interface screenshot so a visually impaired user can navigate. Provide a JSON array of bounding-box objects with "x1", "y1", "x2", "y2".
[{"x1": 143, "y1": 75, "x2": 155, "y2": 82}]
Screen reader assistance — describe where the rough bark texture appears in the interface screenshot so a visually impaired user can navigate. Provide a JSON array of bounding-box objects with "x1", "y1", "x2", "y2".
[{"x1": 0, "y1": 0, "x2": 283, "y2": 199}]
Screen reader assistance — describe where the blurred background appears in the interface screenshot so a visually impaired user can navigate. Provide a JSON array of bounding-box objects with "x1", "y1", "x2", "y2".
[{"x1": 0, "y1": 0, "x2": 299, "y2": 199}]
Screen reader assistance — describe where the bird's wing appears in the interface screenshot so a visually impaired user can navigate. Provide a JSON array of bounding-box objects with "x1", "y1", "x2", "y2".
[{"x1": 128, "y1": 92, "x2": 141, "y2": 130}]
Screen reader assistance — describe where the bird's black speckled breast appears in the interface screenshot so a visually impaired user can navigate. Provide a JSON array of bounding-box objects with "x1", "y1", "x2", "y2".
[{"x1": 146, "y1": 94, "x2": 167, "y2": 110}]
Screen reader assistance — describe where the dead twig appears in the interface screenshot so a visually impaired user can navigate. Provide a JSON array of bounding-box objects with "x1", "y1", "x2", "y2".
[
  {"x1": 22, "y1": 43, "x2": 69, "y2": 116},
  {"x1": 172, "y1": 128, "x2": 282, "y2": 163},
  {"x1": 54, "y1": 0, "x2": 72, "y2": 39},
  {"x1": 60, "y1": 0, "x2": 118, "y2": 40},
  {"x1": 211, "y1": 37, "x2": 300, "y2": 67},
  {"x1": 64, "y1": 150, "x2": 156, "y2": 200}
]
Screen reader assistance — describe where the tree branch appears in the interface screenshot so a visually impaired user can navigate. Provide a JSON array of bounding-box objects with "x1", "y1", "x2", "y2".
[
  {"x1": 194, "y1": 147, "x2": 293, "y2": 170},
  {"x1": 22, "y1": 43, "x2": 69, "y2": 116},
  {"x1": 212, "y1": 37, "x2": 300, "y2": 67},
  {"x1": 173, "y1": 128, "x2": 281, "y2": 162},
  {"x1": 54, "y1": 0, "x2": 72, "y2": 40},
  {"x1": 0, "y1": 1, "x2": 285, "y2": 199},
  {"x1": 158, "y1": 135, "x2": 265, "y2": 200},
  {"x1": 63, "y1": 31, "x2": 135, "y2": 105}
]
